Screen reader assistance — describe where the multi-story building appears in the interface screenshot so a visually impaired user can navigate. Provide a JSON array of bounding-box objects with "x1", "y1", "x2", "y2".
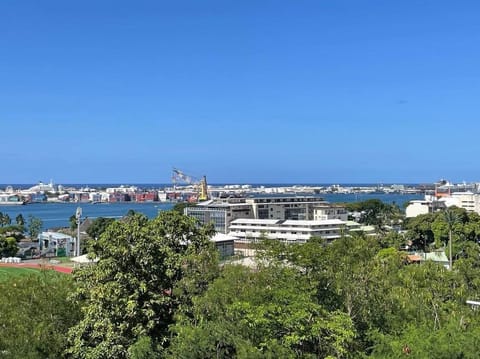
[
  {"x1": 443, "y1": 192, "x2": 480, "y2": 213},
  {"x1": 405, "y1": 192, "x2": 480, "y2": 218},
  {"x1": 313, "y1": 204, "x2": 348, "y2": 221},
  {"x1": 185, "y1": 199, "x2": 253, "y2": 233},
  {"x1": 405, "y1": 199, "x2": 446, "y2": 218},
  {"x1": 228, "y1": 218, "x2": 345, "y2": 244},
  {"x1": 246, "y1": 196, "x2": 327, "y2": 220},
  {"x1": 38, "y1": 232, "x2": 75, "y2": 257},
  {"x1": 185, "y1": 196, "x2": 331, "y2": 233}
]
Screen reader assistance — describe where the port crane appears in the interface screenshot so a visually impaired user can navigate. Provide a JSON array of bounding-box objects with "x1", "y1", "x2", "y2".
[{"x1": 172, "y1": 168, "x2": 209, "y2": 202}]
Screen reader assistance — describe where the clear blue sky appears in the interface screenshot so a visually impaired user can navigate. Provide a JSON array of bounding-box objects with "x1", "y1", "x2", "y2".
[{"x1": 1, "y1": 1, "x2": 479, "y2": 184}]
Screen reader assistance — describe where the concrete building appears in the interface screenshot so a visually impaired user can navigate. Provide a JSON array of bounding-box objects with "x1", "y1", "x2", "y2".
[
  {"x1": 211, "y1": 233, "x2": 236, "y2": 259},
  {"x1": 185, "y1": 200, "x2": 253, "y2": 234},
  {"x1": 246, "y1": 196, "x2": 327, "y2": 220},
  {"x1": 405, "y1": 192, "x2": 480, "y2": 218},
  {"x1": 405, "y1": 199, "x2": 446, "y2": 218},
  {"x1": 38, "y1": 232, "x2": 75, "y2": 257},
  {"x1": 185, "y1": 196, "x2": 331, "y2": 233},
  {"x1": 313, "y1": 204, "x2": 348, "y2": 221},
  {"x1": 228, "y1": 218, "x2": 345, "y2": 244},
  {"x1": 443, "y1": 192, "x2": 480, "y2": 213}
]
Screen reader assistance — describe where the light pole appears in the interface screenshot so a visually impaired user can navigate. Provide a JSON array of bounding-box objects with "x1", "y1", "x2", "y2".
[{"x1": 76, "y1": 207, "x2": 82, "y2": 257}]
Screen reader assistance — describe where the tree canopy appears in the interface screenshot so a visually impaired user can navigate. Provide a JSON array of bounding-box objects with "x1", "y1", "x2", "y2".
[
  {"x1": 2, "y1": 204, "x2": 480, "y2": 358},
  {"x1": 66, "y1": 211, "x2": 218, "y2": 358},
  {"x1": 0, "y1": 271, "x2": 80, "y2": 358}
]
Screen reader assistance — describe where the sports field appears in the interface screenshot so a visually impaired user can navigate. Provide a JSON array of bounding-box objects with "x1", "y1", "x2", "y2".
[{"x1": 0, "y1": 266, "x2": 41, "y2": 281}]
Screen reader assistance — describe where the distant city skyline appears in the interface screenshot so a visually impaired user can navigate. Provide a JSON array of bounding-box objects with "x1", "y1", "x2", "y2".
[{"x1": 1, "y1": 1, "x2": 479, "y2": 184}]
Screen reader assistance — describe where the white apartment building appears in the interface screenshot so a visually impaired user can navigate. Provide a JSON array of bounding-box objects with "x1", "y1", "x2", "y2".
[
  {"x1": 405, "y1": 200, "x2": 439, "y2": 218},
  {"x1": 313, "y1": 204, "x2": 348, "y2": 221},
  {"x1": 443, "y1": 192, "x2": 480, "y2": 213},
  {"x1": 405, "y1": 192, "x2": 480, "y2": 218},
  {"x1": 228, "y1": 218, "x2": 345, "y2": 244}
]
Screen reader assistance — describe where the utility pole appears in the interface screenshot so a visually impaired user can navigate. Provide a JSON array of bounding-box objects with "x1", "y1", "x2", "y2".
[{"x1": 76, "y1": 207, "x2": 82, "y2": 257}]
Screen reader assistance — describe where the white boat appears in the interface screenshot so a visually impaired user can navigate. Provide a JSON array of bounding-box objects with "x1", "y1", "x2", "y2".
[{"x1": 0, "y1": 194, "x2": 26, "y2": 205}]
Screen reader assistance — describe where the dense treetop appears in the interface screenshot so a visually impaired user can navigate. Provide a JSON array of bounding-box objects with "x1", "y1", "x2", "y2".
[{"x1": 1, "y1": 207, "x2": 480, "y2": 358}]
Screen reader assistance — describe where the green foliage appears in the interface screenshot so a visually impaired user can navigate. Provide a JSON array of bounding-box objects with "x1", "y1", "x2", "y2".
[
  {"x1": 69, "y1": 214, "x2": 78, "y2": 232},
  {"x1": 15, "y1": 213, "x2": 25, "y2": 226},
  {"x1": 345, "y1": 199, "x2": 401, "y2": 228},
  {"x1": 0, "y1": 271, "x2": 80, "y2": 358},
  {"x1": 27, "y1": 215, "x2": 43, "y2": 239},
  {"x1": 125, "y1": 209, "x2": 137, "y2": 217},
  {"x1": 170, "y1": 264, "x2": 356, "y2": 358},
  {"x1": 0, "y1": 204, "x2": 479, "y2": 358},
  {"x1": 0, "y1": 267, "x2": 42, "y2": 281},
  {"x1": 370, "y1": 312, "x2": 480, "y2": 359},
  {"x1": 85, "y1": 216, "x2": 116, "y2": 240},
  {"x1": 171, "y1": 202, "x2": 196, "y2": 215},
  {"x1": 0, "y1": 224, "x2": 25, "y2": 240},
  {"x1": 128, "y1": 336, "x2": 162, "y2": 359},
  {"x1": 66, "y1": 211, "x2": 217, "y2": 359},
  {"x1": 0, "y1": 212, "x2": 11, "y2": 226},
  {"x1": 405, "y1": 207, "x2": 480, "y2": 265},
  {"x1": 0, "y1": 236, "x2": 18, "y2": 257},
  {"x1": 253, "y1": 231, "x2": 480, "y2": 357}
]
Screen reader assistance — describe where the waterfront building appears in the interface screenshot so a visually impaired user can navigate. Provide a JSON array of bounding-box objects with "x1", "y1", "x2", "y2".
[
  {"x1": 105, "y1": 185, "x2": 139, "y2": 194},
  {"x1": 28, "y1": 192, "x2": 48, "y2": 203},
  {"x1": 0, "y1": 193, "x2": 25, "y2": 205},
  {"x1": 135, "y1": 192, "x2": 159, "y2": 202}
]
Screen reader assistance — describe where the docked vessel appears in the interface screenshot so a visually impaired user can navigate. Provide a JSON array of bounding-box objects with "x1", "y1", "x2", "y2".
[{"x1": 0, "y1": 194, "x2": 26, "y2": 205}]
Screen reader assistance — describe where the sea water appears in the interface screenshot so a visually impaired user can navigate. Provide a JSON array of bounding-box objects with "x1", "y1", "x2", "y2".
[{"x1": 0, "y1": 192, "x2": 422, "y2": 231}]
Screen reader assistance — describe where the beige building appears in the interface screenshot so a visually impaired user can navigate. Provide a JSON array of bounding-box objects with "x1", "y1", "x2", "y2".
[{"x1": 443, "y1": 192, "x2": 480, "y2": 213}]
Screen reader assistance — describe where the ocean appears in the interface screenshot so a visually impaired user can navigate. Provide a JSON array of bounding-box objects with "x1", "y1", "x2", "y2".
[{"x1": 0, "y1": 192, "x2": 423, "y2": 230}]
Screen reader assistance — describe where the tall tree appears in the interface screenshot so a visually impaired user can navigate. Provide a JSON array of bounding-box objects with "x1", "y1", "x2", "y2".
[
  {"x1": 1, "y1": 213, "x2": 11, "y2": 226},
  {"x1": 15, "y1": 213, "x2": 25, "y2": 226},
  {"x1": 0, "y1": 236, "x2": 18, "y2": 257},
  {"x1": 66, "y1": 211, "x2": 216, "y2": 359},
  {"x1": 85, "y1": 217, "x2": 115, "y2": 240},
  {"x1": 444, "y1": 208, "x2": 460, "y2": 270},
  {"x1": 27, "y1": 215, "x2": 43, "y2": 239},
  {"x1": 169, "y1": 264, "x2": 356, "y2": 358},
  {"x1": 69, "y1": 214, "x2": 78, "y2": 232},
  {"x1": 0, "y1": 271, "x2": 80, "y2": 358}
]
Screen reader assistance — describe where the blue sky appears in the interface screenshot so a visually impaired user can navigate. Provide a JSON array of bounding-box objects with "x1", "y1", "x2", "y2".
[{"x1": 1, "y1": 1, "x2": 479, "y2": 184}]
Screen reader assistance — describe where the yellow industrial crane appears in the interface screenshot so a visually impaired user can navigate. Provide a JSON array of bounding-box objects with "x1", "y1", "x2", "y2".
[{"x1": 172, "y1": 168, "x2": 209, "y2": 201}]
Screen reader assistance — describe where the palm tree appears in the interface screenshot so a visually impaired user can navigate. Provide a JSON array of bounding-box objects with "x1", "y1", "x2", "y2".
[
  {"x1": 3, "y1": 214, "x2": 11, "y2": 226},
  {"x1": 444, "y1": 209, "x2": 459, "y2": 270},
  {"x1": 15, "y1": 214, "x2": 25, "y2": 226},
  {"x1": 0, "y1": 212, "x2": 9, "y2": 227}
]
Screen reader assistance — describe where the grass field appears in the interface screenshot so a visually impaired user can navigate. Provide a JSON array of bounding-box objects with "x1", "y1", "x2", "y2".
[{"x1": 0, "y1": 267, "x2": 41, "y2": 281}]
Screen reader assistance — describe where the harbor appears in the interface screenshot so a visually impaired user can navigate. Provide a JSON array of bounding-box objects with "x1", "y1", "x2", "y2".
[{"x1": 0, "y1": 191, "x2": 422, "y2": 230}]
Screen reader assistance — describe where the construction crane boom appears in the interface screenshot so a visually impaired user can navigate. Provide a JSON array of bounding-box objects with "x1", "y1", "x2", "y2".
[{"x1": 172, "y1": 168, "x2": 209, "y2": 201}]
